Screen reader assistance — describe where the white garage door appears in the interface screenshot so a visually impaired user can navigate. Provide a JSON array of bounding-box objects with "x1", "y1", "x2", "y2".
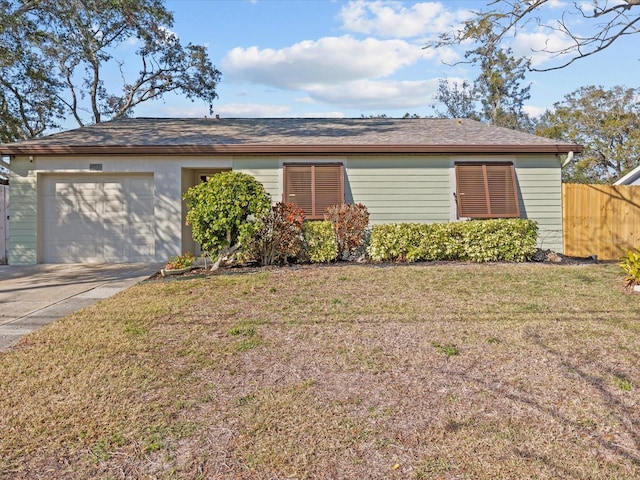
[{"x1": 42, "y1": 174, "x2": 155, "y2": 263}]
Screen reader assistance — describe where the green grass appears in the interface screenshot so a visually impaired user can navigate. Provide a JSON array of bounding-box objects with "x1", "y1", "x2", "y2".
[{"x1": 0, "y1": 263, "x2": 639, "y2": 479}]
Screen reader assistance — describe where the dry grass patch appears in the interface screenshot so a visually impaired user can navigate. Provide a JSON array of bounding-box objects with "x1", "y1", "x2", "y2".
[{"x1": 0, "y1": 263, "x2": 639, "y2": 479}]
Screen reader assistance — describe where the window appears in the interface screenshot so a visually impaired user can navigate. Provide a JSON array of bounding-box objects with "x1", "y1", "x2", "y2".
[
  {"x1": 455, "y1": 162, "x2": 520, "y2": 218},
  {"x1": 283, "y1": 164, "x2": 344, "y2": 219}
]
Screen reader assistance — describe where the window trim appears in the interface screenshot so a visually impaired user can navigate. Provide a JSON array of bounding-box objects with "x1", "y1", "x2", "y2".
[
  {"x1": 283, "y1": 163, "x2": 344, "y2": 220},
  {"x1": 455, "y1": 162, "x2": 520, "y2": 219}
]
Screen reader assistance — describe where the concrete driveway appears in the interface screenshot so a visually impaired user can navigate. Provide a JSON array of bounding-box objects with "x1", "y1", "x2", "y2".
[{"x1": 0, "y1": 263, "x2": 162, "y2": 351}]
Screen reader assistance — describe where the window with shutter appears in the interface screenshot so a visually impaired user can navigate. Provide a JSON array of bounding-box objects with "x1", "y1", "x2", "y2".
[
  {"x1": 283, "y1": 164, "x2": 344, "y2": 219},
  {"x1": 455, "y1": 162, "x2": 520, "y2": 218}
]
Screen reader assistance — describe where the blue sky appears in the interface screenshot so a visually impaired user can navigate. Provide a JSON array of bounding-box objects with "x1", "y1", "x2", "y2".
[{"x1": 126, "y1": 0, "x2": 639, "y2": 120}]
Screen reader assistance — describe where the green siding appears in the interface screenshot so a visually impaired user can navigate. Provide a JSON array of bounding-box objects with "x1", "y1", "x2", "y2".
[
  {"x1": 347, "y1": 156, "x2": 451, "y2": 224},
  {"x1": 515, "y1": 155, "x2": 563, "y2": 252},
  {"x1": 9, "y1": 157, "x2": 38, "y2": 264},
  {"x1": 233, "y1": 157, "x2": 280, "y2": 200}
]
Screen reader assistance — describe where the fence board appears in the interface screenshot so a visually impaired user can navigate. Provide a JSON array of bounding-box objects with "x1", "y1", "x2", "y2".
[{"x1": 563, "y1": 183, "x2": 640, "y2": 260}]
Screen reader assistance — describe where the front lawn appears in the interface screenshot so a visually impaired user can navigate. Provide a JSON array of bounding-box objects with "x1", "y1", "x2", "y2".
[{"x1": 1, "y1": 263, "x2": 639, "y2": 479}]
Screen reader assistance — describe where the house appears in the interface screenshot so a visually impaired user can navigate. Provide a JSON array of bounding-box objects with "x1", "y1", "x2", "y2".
[
  {"x1": 0, "y1": 117, "x2": 582, "y2": 265},
  {"x1": 614, "y1": 165, "x2": 640, "y2": 185}
]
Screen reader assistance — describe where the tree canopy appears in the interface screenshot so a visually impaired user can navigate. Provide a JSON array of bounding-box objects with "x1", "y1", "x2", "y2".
[
  {"x1": 432, "y1": 22, "x2": 532, "y2": 132},
  {"x1": 535, "y1": 85, "x2": 640, "y2": 183},
  {"x1": 426, "y1": 0, "x2": 640, "y2": 72},
  {"x1": 0, "y1": 0, "x2": 221, "y2": 143}
]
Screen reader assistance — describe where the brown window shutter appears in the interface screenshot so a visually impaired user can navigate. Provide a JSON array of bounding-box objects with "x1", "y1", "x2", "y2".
[
  {"x1": 284, "y1": 165, "x2": 313, "y2": 214},
  {"x1": 284, "y1": 164, "x2": 344, "y2": 219},
  {"x1": 314, "y1": 165, "x2": 344, "y2": 217},
  {"x1": 455, "y1": 163, "x2": 520, "y2": 218}
]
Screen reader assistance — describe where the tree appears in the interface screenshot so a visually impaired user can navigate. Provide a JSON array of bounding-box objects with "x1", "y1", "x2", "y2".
[
  {"x1": 0, "y1": 0, "x2": 62, "y2": 143},
  {"x1": 183, "y1": 172, "x2": 272, "y2": 268},
  {"x1": 427, "y1": 0, "x2": 640, "y2": 72},
  {"x1": 535, "y1": 85, "x2": 640, "y2": 183},
  {"x1": 431, "y1": 21, "x2": 532, "y2": 131},
  {"x1": 0, "y1": 0, "x2": 221, "y2": 142},
  {"x1": 472, "y1": 36, "x2": 533, "y2": 131},
  {"x1": 432, "y1": 79, "x2": 480, "y2": 120}
]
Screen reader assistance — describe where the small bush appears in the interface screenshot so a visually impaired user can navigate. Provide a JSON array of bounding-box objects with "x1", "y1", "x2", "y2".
[
  {"x1": 246, "y1": 203, "x2": 305, "y2": 266},
  {"x1": 367, "y1": 219, "x2": 538, "y2": 263},
  {"x1": 325, "y1": 203, "x2": 370, "y2": 259},
  {"x1": 302, "y1": 221, "x2": 338, "y2": 263},
  {"x1": 619, "y1": 248, "x2": 640, "y2": 288}
]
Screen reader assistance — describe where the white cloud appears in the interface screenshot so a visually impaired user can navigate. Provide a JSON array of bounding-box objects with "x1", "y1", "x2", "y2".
[
  {"x1": 510, "y1": 29, "x2": 575, "y2": 67},
  {"x1": 216, "y1": 103, "x2": 291, "y2": 117},
  {"x1": 546, "y1": 0, "x2": 569, "y2": 8},
  {"x1": 148, "y1": 105, "x2": 209, "y2": 117},
  {"x1": 523, "y1": 105, "x2": 548, "y2": 118},
  {"x1": 222, "y1": 35, "x2": 429, "y2": 88},
  {"x1": 338, "y1": 0, "x2": 473, "y2": 38},
  {"x1": 306, "y1": 78, "x2": 440, "y2": 109}
]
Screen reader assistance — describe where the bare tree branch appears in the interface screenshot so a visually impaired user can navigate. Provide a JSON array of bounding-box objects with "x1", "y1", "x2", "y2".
[{"x1": 426, "y1": 0, "x2": 640, "y2": 72}]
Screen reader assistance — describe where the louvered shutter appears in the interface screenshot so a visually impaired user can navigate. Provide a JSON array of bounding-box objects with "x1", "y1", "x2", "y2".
[
  {"x1": 315, "y1": 165, "x2": 344, "y2": 217},
  {"x1": 455, "y1": 163, "x2": 520, "y2": 218},
  {"x1": 284, "y1": 165, "x2": 313, "y2": 214},
  {"x1": 283, "y1": 164, "x2": 344, "y2": 219},
  {"x1": 486, "y1": 164, "x2": 519, "y2": 216}
]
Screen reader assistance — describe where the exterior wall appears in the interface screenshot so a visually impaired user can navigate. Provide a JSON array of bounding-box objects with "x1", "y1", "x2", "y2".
[
  {"x1": 346, "y1": 156, "x2": 451, "y2": 224},
  {"x1": 8, "y1": 157, "x2": 37, "y2": 264},
  {"x1": 233, "y1": 157, "x2": 280, "y2": 199},
  {"x1": 234, "y1": 153, "x2": 563, "y2": 252},
  {"x1": 514, "y1": 155, "x2": 563, "y2": 252},
  {"x1": 447, "y1": 154, "x2": 563, "y2": 252},
  {"x1": 1, "y1": 182, "x2": 8, "y2": 264},
  {"x1": 10, "y1": 155, "x2": 231, "y2": 264},
  {"x1": 8, "y1": 151, "x2": 563, "y2": 264}
]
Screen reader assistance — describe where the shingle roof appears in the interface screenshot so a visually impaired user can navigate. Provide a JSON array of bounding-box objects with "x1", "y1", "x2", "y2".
[{"x1": 0, "y1": 117, "x2": 582, "y2": 155}]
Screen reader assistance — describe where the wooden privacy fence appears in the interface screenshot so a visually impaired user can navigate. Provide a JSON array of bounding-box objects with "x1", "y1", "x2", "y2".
[{"x1": 563, "y1": 183, "x2": 640, "y2": 260}]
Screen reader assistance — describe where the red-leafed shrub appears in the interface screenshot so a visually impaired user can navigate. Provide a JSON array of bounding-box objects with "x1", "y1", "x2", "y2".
[
  {"x1": 325, "y1": 203, "x2": 370, "y2": 260},
  {"x1": 247, "y1": 202, "x2": 305, "y2": 265}
]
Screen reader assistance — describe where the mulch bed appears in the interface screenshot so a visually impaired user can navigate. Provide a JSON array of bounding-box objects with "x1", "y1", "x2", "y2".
[{"x1": 148, "y1": 249, "x2": 603, "y2": 281}]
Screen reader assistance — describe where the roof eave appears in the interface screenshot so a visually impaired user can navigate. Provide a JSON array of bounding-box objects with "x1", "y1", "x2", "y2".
[{"x1": 0, "y1": 143, "x2": 583, "y2": 156}]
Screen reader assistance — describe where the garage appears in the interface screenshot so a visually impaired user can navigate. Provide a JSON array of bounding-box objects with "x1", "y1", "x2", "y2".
[{"x1": 41, "y1": 174, "x2": 155, "y2": 263}]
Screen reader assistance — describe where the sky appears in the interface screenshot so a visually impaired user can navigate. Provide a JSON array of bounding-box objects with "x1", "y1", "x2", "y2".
[{"x1": 121, "y1": 0, "x2": 640, "y2": 120}]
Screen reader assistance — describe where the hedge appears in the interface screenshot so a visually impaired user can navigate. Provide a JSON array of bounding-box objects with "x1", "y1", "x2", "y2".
[
  {"x1": 302, "y1": 221, "x2": 339, "y2": 263},
  {"x1": 367, "y1": 219, "x2": 538, "y2": 263}
]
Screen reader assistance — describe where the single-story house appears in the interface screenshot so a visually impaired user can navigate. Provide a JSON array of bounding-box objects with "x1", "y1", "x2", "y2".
[
  {"x1": 614, "y1": 166, "x2": 640, "y2": 185},
  {"x1": 0, "y1": 117, "x2": 582, "y2": 265}
]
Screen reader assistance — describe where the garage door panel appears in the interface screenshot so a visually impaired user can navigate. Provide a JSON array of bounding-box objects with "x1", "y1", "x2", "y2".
[
  {"x1": 77, "y1": 200, "x2": 99, "y2": 214},
  {"x1": 128, "y1": 223, "x2": 153, "y2": 239},
  {"x1": 46, "y1": 244, "x2": 100, "y2": 263},
  {"x1": 42, "y1": 174, "x2": 155, "y2": 263},
  {"x1": 52, "y1": 226, "x2": 97, "y2": 241},
  {"x1": 129, "y1": 178, "x2": 154, "y2": 194},
  {"x1": 127, "y1": 244, "x2": 155, "y2": 261},
  {"x1": 103, "y1": 199, "x2": 125, "y2": 213},
  {"x1": 129, "y1": 198, "x2": 154, "y2": 215}
]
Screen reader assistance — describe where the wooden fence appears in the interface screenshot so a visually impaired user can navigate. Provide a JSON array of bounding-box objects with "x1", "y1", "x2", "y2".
[{"x1": 563, "y1": 183, "x2": 640, "y2": 260}]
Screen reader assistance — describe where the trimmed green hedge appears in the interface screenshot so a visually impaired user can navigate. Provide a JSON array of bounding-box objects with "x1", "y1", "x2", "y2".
[
  {"x1": 302, "y1": 221, "x2": 339, "y2": 263},
  {"x1": 367, "y1": 219, "x2": 538, "y2": 263}
]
